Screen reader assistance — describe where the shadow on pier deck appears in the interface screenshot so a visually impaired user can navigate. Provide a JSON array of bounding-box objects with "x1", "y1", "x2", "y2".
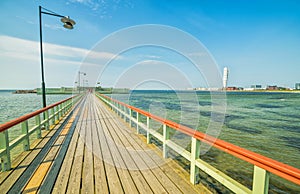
[{"x1": 0, "y1": 93, "x2": 210, "y2": 193}]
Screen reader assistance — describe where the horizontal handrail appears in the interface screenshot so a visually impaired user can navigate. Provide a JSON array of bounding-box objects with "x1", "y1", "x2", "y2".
[
  {"x1": 0, "y1": 95, "x2": 80, "y2": 171},
  {"x1": 0, "y1": 96, "x2": 74, "y2": 133},
  {"x1": 98, "y1": 93, "x2": 300, "y2": 186}
]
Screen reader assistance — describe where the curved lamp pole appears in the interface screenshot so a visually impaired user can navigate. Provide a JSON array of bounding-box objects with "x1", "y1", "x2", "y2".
[{"x1": 39, "y1": 6, "x2": 76, "y2": 107}]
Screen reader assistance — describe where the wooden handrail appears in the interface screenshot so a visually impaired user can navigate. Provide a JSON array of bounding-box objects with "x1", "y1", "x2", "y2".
[
  {"x1": 99, "y1": 93, "x2": 300, "y2": 185},
  {"x1": 0, "y1": 96, "x2": 74, "y2": 133}
]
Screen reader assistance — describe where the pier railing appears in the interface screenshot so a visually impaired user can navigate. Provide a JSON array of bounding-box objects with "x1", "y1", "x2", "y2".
[
  {"x1": 0, "y1": 95, "x2": 79, "y2": 171},
  {"x1": 96, "y1": 93, "x2": 300, "y2": 194}
]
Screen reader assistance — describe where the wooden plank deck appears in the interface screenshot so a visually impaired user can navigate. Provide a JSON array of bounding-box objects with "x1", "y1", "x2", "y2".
[{"x1": 0, "y1": 93, "x2": 211, "y2": 193}]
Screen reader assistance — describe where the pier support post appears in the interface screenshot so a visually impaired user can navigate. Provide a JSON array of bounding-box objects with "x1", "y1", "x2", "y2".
[
  {"x1": 62, "y1": 101, "x2": 66, "y2": 115},
  {"x1": 252, "y1": 165, "x2": 270, "y2": 194},
  {"x1": 0, "y1": 131, "x2": 11, "y2": 171},
  {"x1": 190, "y1": 137, "x2": 200, "y2": 184},
  {"x1": 123, "y1": 106, "x2": 126, "y2": 122},
  {"x1": 59, "y1": 103, "x2": 63, "y2": 119},
  {"x1": 136, "y1": 112, "x2": 139, "y2": 134},
  {"x1": 55, "y1": 106, "x2": 59, "y2": 124},
  {"x1": 163, "y1": 124, "x2": 170, "y2": 158},
  {"x1": 50, "y1": 108, "x2": 55, "y2": 126},
  {"x1": 35, "y1": 114, "x2": 42, "y2": 138},
  {"x1": 146, "y1": 116, "x2": 151, "y2": 144},
  {"x1": 44, "y1": 110, "x2": 49, "y2": 130},
  {"x1": 129, "y1": 109, "x2": 132, "y2": 127},
  {"x1": 21, "y1": 120, "x2": 30, "y2": 151}
]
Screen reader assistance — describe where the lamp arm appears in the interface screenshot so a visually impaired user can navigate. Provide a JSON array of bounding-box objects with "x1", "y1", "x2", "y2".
[{"x1": 41, "y1": 11, "x2": 65, "y2": 18}]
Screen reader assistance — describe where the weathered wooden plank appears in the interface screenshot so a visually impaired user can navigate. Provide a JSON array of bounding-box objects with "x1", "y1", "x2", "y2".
[
  {"x1": 90, "y1": 100, "x2": 109, "y2": 194},
  {"x1": 0, "y1": 127, "x2": 53, "y2": 185},
  {"x1": 52, "y1": 107, "x2": 85, "y2": 194},
  {"x1": 95, "y1": 101, "x2": 161, "y2": 193},
  {"x1": 115, "y1": 120, "x2": 200, "y2": 193},
  {"x1": 0, "y1": 130, "x2": 56, "y2": 193},
  {"x1": 94, "y1": 101, "x2": 154, "y2": 193},
  {"x1": 94, "y1": 109, "x2": 124, "y2": 193},
  {"x1": 81, "y1": 101, "x2": 95, "y2": 194},
  {"x1": 66, "y1": 106, "x2": 87, "y2": 194},
  {"x1": 24, "y1": 111, "x2": 78, "y2": 194},
  {"x1": 95, "y1": 106, "x2": 139, "y2": 194}
]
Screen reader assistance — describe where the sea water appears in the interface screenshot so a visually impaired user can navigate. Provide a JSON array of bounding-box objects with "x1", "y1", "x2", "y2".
[{"x1": 0, "y1": 90, "x2": 71, "y2": 124}]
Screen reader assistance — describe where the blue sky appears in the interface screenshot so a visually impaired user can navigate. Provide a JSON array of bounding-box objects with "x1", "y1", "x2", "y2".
[{"x1": 0, "y1": 0, "x2": 300, "y2": 89}]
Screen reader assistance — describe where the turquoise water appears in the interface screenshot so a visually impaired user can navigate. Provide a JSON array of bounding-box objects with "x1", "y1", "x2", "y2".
[
  {"x1": 111, "y1": 90, "x2": 300, "y2": 193},
  {"x1": 0, "y1": 90, "x2": 71, "y2": 124}
]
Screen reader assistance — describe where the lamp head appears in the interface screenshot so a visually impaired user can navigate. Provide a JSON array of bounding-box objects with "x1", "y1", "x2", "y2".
[{"x1": 61, "y1": 16, "x2": 76, "y2": 29}]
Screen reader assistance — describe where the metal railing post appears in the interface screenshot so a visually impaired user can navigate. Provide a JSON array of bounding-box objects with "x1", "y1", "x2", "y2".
[
  {"x1": 35, "y1": 114, "x2": 41, "y2": 138},
  {"x1": 163, "y1": 124, "x2": 169, "y2": 158},
  {"x1": 45, "y1": 109, "x2": 49, "y2": 130},
  {"x1": 55, "y1": 106, "x2": 59, "y2": 123},
  {"x1": 123, "y1": 106, "x2": 126, "y2": 122},
  {"x1": 61, "y1": 101, "x2": 65, "y2": 115},
  {"x1": 146, "y1": 116, "x2": 151, "y2": 144},
  {"x1": 136, "y1": 112, "x2": 139, "y2": 134},
  {"x1": 0, "y1": 130, "x2": 11, "y2": 171},
  {"x1": 190, "y1": 137, "x2": 200, "y2": 184},
  {"x1": 21, "y1": 120, "x2": 30, "y2": 151},
  {"x1": 59, "y1": 103, "x2": 63, "y2": 119},
  {"x1": 252, "y1": 165, "x2": 270, "y2": 194},
  {"x1": 129, "y1": 109, "x2": 132, "y2": 127},
  {"x1": 50, "y1": 108, "x2": 55, "y2": 126}
]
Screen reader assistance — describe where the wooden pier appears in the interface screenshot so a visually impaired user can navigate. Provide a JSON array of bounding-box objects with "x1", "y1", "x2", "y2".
[
  {"x1": 0, "y1": 93, "x2": 209, "y2": 193},
  {"x1": 1, "y1": 92, "x2": 300, "y2": 194}
]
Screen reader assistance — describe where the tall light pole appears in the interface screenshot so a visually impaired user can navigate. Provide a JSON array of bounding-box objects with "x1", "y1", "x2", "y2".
[
  {"x1": 39, "y1": 6, "x2": 76, "y2": 107},
  {"x1": 78, "y1": 71, "x2": 86, "y2": 93}
]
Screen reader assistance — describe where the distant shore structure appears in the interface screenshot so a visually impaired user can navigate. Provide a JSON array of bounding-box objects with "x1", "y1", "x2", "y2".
[{"x1": 223, "y1": 67, "x2": 229, "y2": 89}]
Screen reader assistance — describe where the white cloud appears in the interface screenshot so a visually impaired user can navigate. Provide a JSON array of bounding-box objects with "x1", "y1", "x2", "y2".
[
  {"x1": 0, "y1": 35, "x2": 121, "y2": 62},
  {"x1": 0, "y1": 35, "x2": 121, "y2": 88},
  {"x1": 44, "y1": 24, "x2": 65, "y2": 31},
  {"x1": 16, "y1": 16, "x2": 35, "y2": 25}
]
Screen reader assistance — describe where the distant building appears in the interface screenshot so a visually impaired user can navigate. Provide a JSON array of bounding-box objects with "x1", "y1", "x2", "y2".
[
  {"x1": 296, "y1": 83, "x2": 300, "y2": 90},
  {"x1": 226, "y1": 86, "x2": 238, "y2": 91},
  {"x1": 266, "y1": 85, "x2": 278, "y2": 90},
  {"x1": 223, "y1": 67, "x2": 229, "y2": 89},
  {"x1": 251, "y1": 85, "x2": 262, "y2": 89}
]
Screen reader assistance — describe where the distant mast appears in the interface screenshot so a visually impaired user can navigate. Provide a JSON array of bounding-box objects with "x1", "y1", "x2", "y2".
[{"x1": 223, "y1": 67, "x2": 229, "y2": 89}]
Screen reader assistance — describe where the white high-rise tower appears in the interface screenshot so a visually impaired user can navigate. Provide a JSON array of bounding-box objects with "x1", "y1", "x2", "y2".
[{"x1": 223, "y1": 67, "x2": 229, "y2": 89}]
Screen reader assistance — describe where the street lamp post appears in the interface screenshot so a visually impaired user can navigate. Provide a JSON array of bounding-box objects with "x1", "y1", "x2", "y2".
[
  {"x1": 78, "y1": 71, "x2": 86, "y2": 93},
  {"x1": 39, "y1": 6, "x2": 76, "y2": 107}
]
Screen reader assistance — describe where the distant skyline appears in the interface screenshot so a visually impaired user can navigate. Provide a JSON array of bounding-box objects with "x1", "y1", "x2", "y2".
[{"x1": 1, "y1": 0, "x2": 300, "y2": 89}]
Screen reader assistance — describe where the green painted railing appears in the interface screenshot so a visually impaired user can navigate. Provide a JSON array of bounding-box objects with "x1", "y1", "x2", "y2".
[
  {"x1": 96, "y1": 93, "x2": 300, "y2": 194},
  {"x1": 0, "y1": 96, "x2": 79, "y2": 171}
]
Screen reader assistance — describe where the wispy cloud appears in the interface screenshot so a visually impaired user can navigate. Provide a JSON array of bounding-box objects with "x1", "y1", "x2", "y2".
[
  {"x1": 16, "y1": 16, "x2": 35, "y2": 25},
  {"x1": 44, "y1": 24, "x2": 65, "y2": 31},
  {"x1": 0, "y1": 35, "x2": 121, "y2": 63},
  {"x1": 0, "y1": 35, "x2": 123, "y2": 88},
  {"x1": 68, "y1": 0, "x2": 134, "y2": 18}
]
